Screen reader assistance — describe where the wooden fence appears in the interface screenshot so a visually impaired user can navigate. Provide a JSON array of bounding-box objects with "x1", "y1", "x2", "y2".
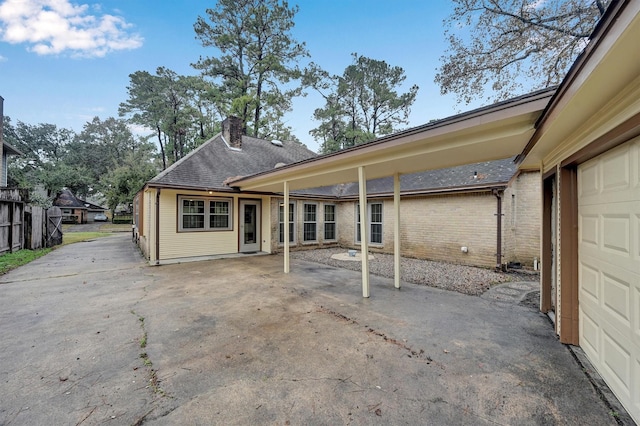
[
  {"x1": 24, "y1": 205, "x2": 62, "y2": 250},
  {"x1": 0, "y1": 189, "x2": 24, "y2": 254},
  {"x1": 0, "y1": 186, "x2": 65, "y2": 252}
]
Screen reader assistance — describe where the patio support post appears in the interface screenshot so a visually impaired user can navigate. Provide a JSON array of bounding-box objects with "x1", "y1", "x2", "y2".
[
  {"x1": 358, "y1": 166, "x2": 370, "y2": 298},
  {"x1": 284, "y1": 181, "x2": 290, "y2": 274},
  {"x1": 393, "y1": 173, "x2": 401, "y2": 289}
]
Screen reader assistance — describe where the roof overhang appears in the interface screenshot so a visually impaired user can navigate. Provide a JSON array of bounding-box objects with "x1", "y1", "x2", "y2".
[
  {"x1": 3, "y1": 141, "x2": 22, "y2": 156},
  {"x1": 518, "y1": 0, "x2": 640, "y2": 170},
  {"x1": 232, "y1": 89, "x2": 554, "y2": 193}
]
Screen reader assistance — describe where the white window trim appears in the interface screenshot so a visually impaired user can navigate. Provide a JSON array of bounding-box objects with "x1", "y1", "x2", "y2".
[
  {"x1": 178, "y1": 196, "x2": 233, "y2": 232},
  {"x1": 355, "y1": 202, "x2": 383, "y2": 245},
  {"x1": 303, "y1": 202, "x2": 318, "y2": 243},
  {"x1": 278, "y1": 201, "x2": 297, "y2": 245},
  {"x1": 323, "y1": 203, "x2": 337, "y2": 241}
]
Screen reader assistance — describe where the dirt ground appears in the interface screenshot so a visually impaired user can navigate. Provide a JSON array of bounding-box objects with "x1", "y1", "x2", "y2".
[{"x1": 0, "y1": 234, "x2": 626, "y2": 425}]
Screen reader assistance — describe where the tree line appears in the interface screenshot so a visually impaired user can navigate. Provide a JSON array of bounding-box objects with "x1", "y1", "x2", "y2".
[{"x1": 3, "y1": 0, "x2": 609, "y2": 211}]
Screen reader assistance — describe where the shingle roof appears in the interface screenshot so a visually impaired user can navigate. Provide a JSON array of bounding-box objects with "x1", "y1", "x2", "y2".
[
  {"x1": 54, "y1": 189, "x2": 87, "y2": 208},
  {"x1": 293, "y1": 157, "x2": 518, "y2": 198},
  {"x1": 149, "y1": 134, "x2": 317, "y2": 190}
]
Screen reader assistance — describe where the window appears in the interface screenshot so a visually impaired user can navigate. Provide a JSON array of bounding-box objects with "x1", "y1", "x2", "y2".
[
  {"x1": 356, "y1": 202, "x2": 383, "y2": 244},
  {"x1": 303, "y1": 203, "x2": 317, "y2": 242},
  {"x1": 179, "y1": 196, "x2": 232, "y2": 231},
  {"x1": 324, "y1": 204, "x2": 336, "y2": 241},
  {"x1": 210, "y1": 201, "x2": 230, "y2": 228},
  {"x1": 278, "y1": 202, "x2": 296, "y2": 243}
]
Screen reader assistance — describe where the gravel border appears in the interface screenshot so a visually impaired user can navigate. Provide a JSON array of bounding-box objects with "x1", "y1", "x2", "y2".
[{"x1": 290, "y1": 247, "x2": 539, "y2": 296}]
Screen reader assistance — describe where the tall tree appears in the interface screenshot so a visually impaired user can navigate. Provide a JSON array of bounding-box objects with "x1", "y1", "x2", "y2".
[
  {"x1": 193, "y1": 0, "x2": 308, "y2": 140},
  {"x1": 119, "y1": 68, "x2": 220, "y2": 169},
  {"x1": 102, "y1": 149, "x2": 158, "y2": 212},
  {"x1": 435, "y1": 0, "x2": 610, "y2": 104},
  {"x1": 306, "y1": 54, "x2": 418, "y2": 153},
  {"x1": 2, "y1": 118, "x2": 93, "y2": 197}
]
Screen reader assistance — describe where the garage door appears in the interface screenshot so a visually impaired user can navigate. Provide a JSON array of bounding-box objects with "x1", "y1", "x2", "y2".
[{"x1": 578, "y1": 137, "x2": 640, "y2": 422}]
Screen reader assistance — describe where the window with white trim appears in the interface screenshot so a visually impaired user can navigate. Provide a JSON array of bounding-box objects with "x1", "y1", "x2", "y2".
[
  {"x1": 324, "y1": 204, "x2": 336, "y2": 241},
  {"x1": 303, "y1": 203, "x2": 317, "y2": 242},
  {"x1": 278, "y1": 202, "x2": 296, "y2": 243},
  {"x1": 356, "y1": 202, "x2": 383, "y2": 244},
  {"x1": 179, "y1": 196, "x2": 232, "y2": 231}
]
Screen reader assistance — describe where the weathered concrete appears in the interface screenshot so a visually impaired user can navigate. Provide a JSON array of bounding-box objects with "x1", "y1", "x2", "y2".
[{"x1": 0, "y1": 234, "x2": 625, "y2": 425}]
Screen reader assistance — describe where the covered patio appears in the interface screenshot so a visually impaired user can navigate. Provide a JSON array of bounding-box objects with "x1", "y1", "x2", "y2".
[{"x1": 232, "y1": 89, "x2": 554, "y2": 297}]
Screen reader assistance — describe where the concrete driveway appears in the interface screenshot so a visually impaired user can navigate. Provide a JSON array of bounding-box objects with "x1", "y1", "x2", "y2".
[{"x1": 0, "y1": 234, "x2": 622, "y2": 425}]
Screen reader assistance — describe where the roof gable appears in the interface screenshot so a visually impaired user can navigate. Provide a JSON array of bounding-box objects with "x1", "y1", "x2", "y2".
[{"x1": 149, "y1": 134, "x2": 317, "y2": 190}]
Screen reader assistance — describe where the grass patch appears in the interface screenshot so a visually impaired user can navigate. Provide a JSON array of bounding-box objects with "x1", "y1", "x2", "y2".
[
  {"x1": 98, "y1": 223, "x2": 132, "y2": 232},
  {"x1": 0, "y1": 248, "x2": 52, "y2": 274},
  {"x1": 62, "y1": 232, "x2": 111, "y2": 245}
]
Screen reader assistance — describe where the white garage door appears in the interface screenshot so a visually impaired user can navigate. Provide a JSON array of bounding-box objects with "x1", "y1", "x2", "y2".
[{"x1": 578, "y1": 137, "x2": 640, "y2": 422}]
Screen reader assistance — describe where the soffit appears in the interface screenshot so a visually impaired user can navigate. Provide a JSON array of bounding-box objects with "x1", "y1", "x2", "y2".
[{"x1": 233, "y1": 93, "x2": 551, "y2": 193}]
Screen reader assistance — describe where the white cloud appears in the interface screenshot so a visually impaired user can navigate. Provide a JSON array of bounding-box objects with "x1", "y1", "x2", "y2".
[{"x1": 0, "y1": 0, "x2": 143, "y2": 57}]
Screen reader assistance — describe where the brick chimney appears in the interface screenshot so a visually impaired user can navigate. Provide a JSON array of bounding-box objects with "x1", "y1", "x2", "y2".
[{"x1": 222, "y1": 116, "x2": 243, "y2": 149}]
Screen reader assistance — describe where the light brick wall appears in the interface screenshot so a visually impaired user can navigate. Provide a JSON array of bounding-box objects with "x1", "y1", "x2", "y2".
[
  {"x1": 268, "y1": 172, "x2": 541, "y2": 269},
  {"x1": 503, "y1": 171, "x2": 541, "y2": 266},
  {"x1": 337, "y1": 194, "x2": 499, "y2": 268}
]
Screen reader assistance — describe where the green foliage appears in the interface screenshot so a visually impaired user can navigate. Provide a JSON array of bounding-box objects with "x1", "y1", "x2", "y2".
[
  {"x1": 3, "y1": 114, "x2": 159, "y2": 212},
  {"x1": 435, "y1": 0, "x2": 610, "y2": 104},
  {"x1": 62, "y1": 232, "x2": 111, "y2": 245},
  {"x1": 102, "y1": 149, "x2": 158, "y2": 212},
  {"x1": 193, "y1": 0, "x2": 308, "y2": 141},
  {"x1": 112, "y1": 215, "x2": 133, "y2": 224},
  {"x1": 0, "y1": 248, "x2": 52, "y2": 275},
  {"x1": 3, "y1": 117, "x2": 93, "y2": 197},
  {"x1": 119, "y1": 68, "x2": 220, "y2": 169},
  {"x1": 306, "y1": 54, "x2": 418, "y2": 153}
]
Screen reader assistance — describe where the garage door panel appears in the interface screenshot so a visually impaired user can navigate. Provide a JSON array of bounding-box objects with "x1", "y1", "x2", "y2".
[
  {"x1": 579, "y1": 162, "x2": 600, "y2": 197},
  {"x1": 601, "y1": 146, "x2": 631, "y2": 192},
  {"x1": 602, "y1": 272, "x2": 631, "y2": 326},
  {"x1": 602, "y1": 214, "x2": 631, "y2": 255},
  {"x1": 580, "y1": 214, "x2": 599, "y2": 246},
  {"x1": 579, "y1": 263, "x2": 599, "y2": 301},
  {"x1": 578, "y1": 137, "x2": 640, "y2": 423},
  {"x1": 580, "y1": 309, "x2": 601, "y2": 359},
  {"x1": 602, "y1": 328, "x2": 632, "y2": 395}
]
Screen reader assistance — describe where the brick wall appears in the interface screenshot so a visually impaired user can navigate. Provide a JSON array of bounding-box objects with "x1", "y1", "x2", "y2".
[
  {"x1": 337, "y1": 193, "x2": 499, "y2": 268},
  {"x1": 269, "y1": 172, "x2": 541, "y2": 269},
  {"x1": 503, "y1": 171, "x2": 541, "y2": 266}
]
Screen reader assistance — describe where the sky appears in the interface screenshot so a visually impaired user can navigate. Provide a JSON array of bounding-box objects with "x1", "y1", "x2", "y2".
[{"x1": 0, "y1": 0, "x2": 484, "y2": 153}]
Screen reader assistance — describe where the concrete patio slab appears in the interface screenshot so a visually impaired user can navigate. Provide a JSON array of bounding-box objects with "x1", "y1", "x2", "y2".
[{"x1": 0, "y1": 234, "x2": 626, "y2": 425}]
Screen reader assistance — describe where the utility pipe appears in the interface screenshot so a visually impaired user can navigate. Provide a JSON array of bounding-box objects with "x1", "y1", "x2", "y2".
[{"x1": 493, "y1": 189, "x2": 503, "y2": 271}]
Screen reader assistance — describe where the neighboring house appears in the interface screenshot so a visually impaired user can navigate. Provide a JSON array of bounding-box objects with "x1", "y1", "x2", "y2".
[
  {"x1": 53, "y1": 189, "x2": 107, "y2": 224},
  {"x1": 516, "y1": 1, "x2": 640, "y2": 422},
  {"x1": 0, "y1": 96, "x2": 22, "y2": 187}
]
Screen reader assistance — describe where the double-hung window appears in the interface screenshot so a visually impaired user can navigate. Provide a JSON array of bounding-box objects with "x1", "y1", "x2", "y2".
[
  {"x1": 278, "y1": 202, "x2": 296, "y2": 243},
  {"x1": 324, "y1": 204, "x2": 336, "y2": 241},
  {"x1": 356, "y1": 202, "x2": 383, "y2": 244},
  {"x1": 303, "y1": 203, "x2": 317, "y2": 242},
  {"x1": 179, "y1": 196, "x2": 232, "y2": 231}
]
